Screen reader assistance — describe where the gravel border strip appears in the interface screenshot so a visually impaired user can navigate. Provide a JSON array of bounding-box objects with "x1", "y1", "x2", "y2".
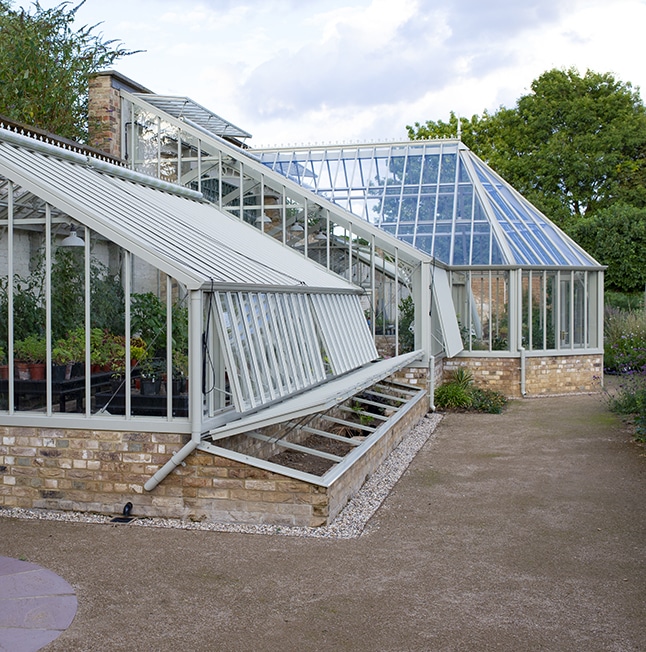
[{"x1": 0, "y1": 413, "x2": 442, "y2": 539}]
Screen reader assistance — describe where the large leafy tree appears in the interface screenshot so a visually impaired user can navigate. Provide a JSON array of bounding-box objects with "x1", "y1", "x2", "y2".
[
  {"x1": 569, "y1": 204, "x2": 646, "y2": 293},
  {"x1": 408, "y1": 68, "x2": 646, "y2": 291},
  {"x1": 408, "y1": 68, "x2": 646, "y2": 229},
  {"x1": 0, "y1": 0, "x2": 135, "y2": 142}
]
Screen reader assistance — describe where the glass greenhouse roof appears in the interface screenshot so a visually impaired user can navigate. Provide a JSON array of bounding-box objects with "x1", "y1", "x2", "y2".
[
  {"x1": 134, "y1": 94, "x2": 252, "y2": 140},
  {"x1": 255, "y1": 141, "x2": 600, "y2": 268}
]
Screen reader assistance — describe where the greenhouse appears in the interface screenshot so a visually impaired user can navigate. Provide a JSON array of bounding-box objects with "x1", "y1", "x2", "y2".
[
  {"x1": 0, "y1": 113, "x2": 427, "y2": 525},
  {"x1": 257, "y1": 142, "x2": 603, "y2": 349},
  {"x1": 89, "y1": 70, "x2": 602, "y2": 397},
  {"x1": 0, "y1": 70, "x2": 604, "y2": 525}
]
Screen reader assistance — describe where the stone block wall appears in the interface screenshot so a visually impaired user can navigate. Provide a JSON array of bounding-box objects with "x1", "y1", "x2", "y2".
[
  {"x1": 0, "y1": 387, "x2": 428, "y2": 527},
  {"x1": 523, "y1": 354, "x2": 603, "y2": 395}
]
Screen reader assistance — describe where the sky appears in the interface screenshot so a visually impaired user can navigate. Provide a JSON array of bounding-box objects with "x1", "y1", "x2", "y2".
[{"x1": 14, "y1": 0, "x2": 646, "y2": 147}]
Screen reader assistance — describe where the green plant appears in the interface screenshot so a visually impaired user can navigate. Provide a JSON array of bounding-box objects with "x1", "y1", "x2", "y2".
[
  {"x1": 434, "y1": 366, "x2": 507, "y2": 413},
  {"x1": 0, "y1": 1, "x2": 136, "y2": 141},
  {"x1": 0, "y1": 345, "x2": 6, "y2": 364},
  {"x1": 606, "y1": 374, "x2": 646, "y2": 443},
  {"x1": 14, "y1": 335, "x2": 47, "y2": 363},
  {"x1": 131, "y1": 292, "x2": 189, "y2": 357},
  {"x1": 0, "y1": 275, "x2": 45, "y2": 344},
  {"x1": 140, "y1": 357, "x2": 166, "y2": 381},
  {"x1": 172, "y1": 350, "x2": 188, "y2": 379},
  {"x1": 108, "y1": 335, "x2": 148, "y2": 376},
  {"x1": 53, "y1": 327, "x2": 92, "y2": 366},
  {"x1": 604, "y1": 307, "x2": 646, "y2": 373},
  {"x1": 450, "y1": 366, "x2": 473, "y2": 389},
  {"x1": 434, "y1": 383, "x2": 473, "y2": 409},
  {"x1": 470, "y1": 387, "x2": 508, "y2": 414},
  {"x1": 398, "y1": 294, "x2": 415, "y2": 353},
  {"x1": 603, "y1": 306, "x2": 646, "y2": 442}
]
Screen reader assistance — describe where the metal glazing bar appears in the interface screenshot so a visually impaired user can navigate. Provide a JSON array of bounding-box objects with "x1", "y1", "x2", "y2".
[
  {"x1": 45, "y1": 205, "x2": 52, "y2": 415},
  {"x1": 317, "y1": 414, "x2": 376, "y2": 433},
  {"x1": 84, "y1": 225, "x2": 91, "y2": 416},
  {"x1": 295, "y1": 424, "x2": 362, "y2": 446}
]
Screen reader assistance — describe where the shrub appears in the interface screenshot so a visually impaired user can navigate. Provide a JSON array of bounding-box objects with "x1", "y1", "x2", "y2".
[
  {"x1": 434, "y1": 383, "x2": 472, "y2": 409},
  {"x1": 434, "y1": 367, "x2": 507, "y2": 413},
  {"x1": 606, "y1": 373, "x2": 646, "y2": 443},
  {"x1": 470, "y1": 387, "x2": 508, "y2": 414},
  {"x1": 604, "y1": 307, "x2": 646, "y2": 373},
  {"x1": 603, "y1": 305, "x2": 646, "y2": 443}
]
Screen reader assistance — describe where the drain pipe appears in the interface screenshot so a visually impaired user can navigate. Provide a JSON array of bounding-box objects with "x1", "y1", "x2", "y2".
[
  {"x1": 145, "y1": 290, "x2": 204, "y2": 492},
  {"x1": 428, "y1": 354, "x2": 436, "y2": 412},
  {"x1": 519, "y1": 346, "x2": 527, "y2": 397}
]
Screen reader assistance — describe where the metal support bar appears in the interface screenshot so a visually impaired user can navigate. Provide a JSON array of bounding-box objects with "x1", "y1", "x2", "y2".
[
  {"x1": 295, "y1": 425, "x2": 362, "y2": 446},
  {"x1": 247, "y1": 432, "x2": 344, "y2": 462}
]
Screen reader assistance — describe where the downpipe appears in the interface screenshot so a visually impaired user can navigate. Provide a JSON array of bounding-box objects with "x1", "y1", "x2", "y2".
[
  {"x1": 428, "y1": 354, "x2": 436, "y2": 412},
  {"x1": 519, "y1": 346, "x2": 527, "y2": 397},
  {"x1": 145, "y1": 289, "x2": 204, "y2": 492},
  {"x1": 144, "y1": 434, "x2": 200, "y2": 492}
]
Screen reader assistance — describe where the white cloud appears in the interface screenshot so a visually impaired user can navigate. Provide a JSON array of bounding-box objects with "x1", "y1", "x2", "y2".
[{"x1": 12, "y1": 0, "x2": 646, "y2": 145}]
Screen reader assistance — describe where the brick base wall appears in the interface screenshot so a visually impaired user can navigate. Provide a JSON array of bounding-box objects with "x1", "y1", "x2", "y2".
[
  {"x1": 443, "y1": 353, "x2": 602, "y2": 397},
  {"x1": 0, "y1": 389, "x2": 428, "y2": 527}
]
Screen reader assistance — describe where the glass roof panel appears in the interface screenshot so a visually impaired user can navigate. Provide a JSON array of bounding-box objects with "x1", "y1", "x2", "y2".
[
  {"x1": 254, "y1": 142, "x2": 600, "y2": 268},
  {"x1": 133, "y1": 94, "x2": 252, "y2": 140}
]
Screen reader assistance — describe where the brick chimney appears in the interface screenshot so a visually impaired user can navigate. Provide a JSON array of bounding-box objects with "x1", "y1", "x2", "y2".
[{"x1": 88, "y1": 71, "x2": 151, "y2": 159}]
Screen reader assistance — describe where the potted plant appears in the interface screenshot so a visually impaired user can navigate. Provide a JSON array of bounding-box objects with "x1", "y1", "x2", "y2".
[
  {"x1": 52, "y1": 331, "x2": 85, "y2": 381},
  {"x1": 108, "y1": 335, "x2": 148, "y2": 391},
  {"x1": 0, "y1": 345, "x2": 7, "y2": 380},
  {"x1": 90, "y1": 328, "x2": 112, "y2": 372},
  {"x1": 58, "y1": 328, "x2": 87, "y2": 377},
  {"x1": 172, "y1": 350, "x2": 188, "y2": 394},
  {"x1": 140, "y1": 357, "x2": 165, "y2": 396},
  {"x1": 14, "y1": 335, "x2": 47, "y2": 380}
]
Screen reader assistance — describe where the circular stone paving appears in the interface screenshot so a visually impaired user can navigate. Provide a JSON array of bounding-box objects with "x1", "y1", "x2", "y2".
[{"x1": 0, "y1": 556, "x2": 77, "y2": 651}]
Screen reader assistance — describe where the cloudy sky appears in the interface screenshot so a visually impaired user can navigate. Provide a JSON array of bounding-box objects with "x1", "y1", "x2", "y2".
[{"x1": 16, "y1": 0, "x2": 646, "y2": 146}]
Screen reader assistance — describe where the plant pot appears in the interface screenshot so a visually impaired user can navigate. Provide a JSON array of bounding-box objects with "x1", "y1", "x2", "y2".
[
  {"x1": 141, "y1": 378, "x2": 162, "y2": 396},
  {"x1": 0, "y1": 364, "x2": 8, "y2": 380},
  {"x1": 171, "y1": 378, "x2": 187, "y2": 394},
  {"x1": 15, "y1": 362, "x2": 30, "y2": 380},
  {"x1": 28, "y1": 363, "x2": 46, "y2": 381},
  {"x1": 110, "y1": 377, "x2": 126, "y2": 394},
  {"x1": 52, "y1": 364, "x2": 66, "y2": 382}
]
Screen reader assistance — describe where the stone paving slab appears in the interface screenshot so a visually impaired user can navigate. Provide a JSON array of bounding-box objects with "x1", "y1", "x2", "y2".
[{"x1": 0, "y1": 557, "x2": 77, "y2": 652}]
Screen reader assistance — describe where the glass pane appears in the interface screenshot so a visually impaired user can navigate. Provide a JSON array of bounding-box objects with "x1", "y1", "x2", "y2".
[{"x1": 14, "y1": 220, "x2": 47, "y2": 412}]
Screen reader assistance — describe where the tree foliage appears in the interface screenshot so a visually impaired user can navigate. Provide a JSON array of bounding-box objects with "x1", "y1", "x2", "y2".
[
  {"x1": 407, "y1": 67, "x2": 646, "y2": 291},
  {"x1": 408, "y1": 68, "x2": 646, "y2": 228},
  {"x1": 0, "y1": 0, "x2": 135, "y2": 141},
  {"x1": 569, "y1": 204, "x2": 646, "y2": 293}
]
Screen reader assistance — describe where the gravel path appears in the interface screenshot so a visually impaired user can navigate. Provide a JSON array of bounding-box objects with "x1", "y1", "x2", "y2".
[{"x1": 1, "y1": 393, "x2": 644, "y2": 652}]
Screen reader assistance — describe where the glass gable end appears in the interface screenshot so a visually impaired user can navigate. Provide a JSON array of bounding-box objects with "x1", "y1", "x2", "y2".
[{"x1": 256, "y1": 142, "x2": 599, "y2": 268}]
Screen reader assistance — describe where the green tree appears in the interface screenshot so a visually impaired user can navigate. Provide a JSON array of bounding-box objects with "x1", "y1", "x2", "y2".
[
  {"x1": 569, "y1": 204, "x2": 646, "y2": 293},
  {"x1": 408, "y1": 68, "x2": 646, "y2": 230},
  {"x1": 0, "y1": 1, "x2": 135, "y2": 141}
]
